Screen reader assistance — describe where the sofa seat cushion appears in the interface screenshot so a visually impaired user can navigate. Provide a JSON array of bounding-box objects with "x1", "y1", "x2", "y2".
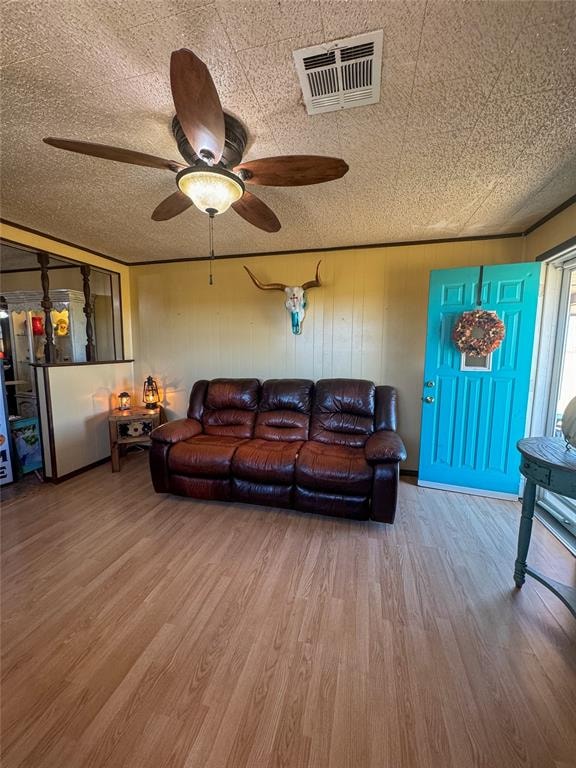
[
  {"x1": 168, "y1": 434, "x2": 247, "y2": 478},
  {"x1": 232, "y1": 439, "x2": 303, "y2": 484},
  {"x1": 295, "y1": 440, "x2": 373, "y2": 495}
]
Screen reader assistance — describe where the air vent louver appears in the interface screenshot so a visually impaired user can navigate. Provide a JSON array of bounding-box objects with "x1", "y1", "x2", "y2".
[
  {"x1": 293, "y1": 31, "x2": 383, "y2": 115},
  {"x1": 304, "y1": 51, "x2": 336, "y2": 70}
]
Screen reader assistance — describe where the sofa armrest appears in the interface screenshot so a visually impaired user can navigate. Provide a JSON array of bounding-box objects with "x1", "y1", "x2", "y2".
[
  {"x1": 365, "y1": 430, "x2": 407, "y2": 464},
  {"x1": 151, "y1": 418, "x2": 202, "y2": 444}
]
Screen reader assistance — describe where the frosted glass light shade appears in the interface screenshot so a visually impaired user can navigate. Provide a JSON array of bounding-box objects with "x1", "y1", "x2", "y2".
[{"x1": 177, "y1": 167, "x2": 244, "y2": 215}]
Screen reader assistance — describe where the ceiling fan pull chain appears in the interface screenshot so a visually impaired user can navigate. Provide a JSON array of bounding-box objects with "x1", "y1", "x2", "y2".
[{"x1": 208, "y1": 210, "x2": 215, "y2": 285}]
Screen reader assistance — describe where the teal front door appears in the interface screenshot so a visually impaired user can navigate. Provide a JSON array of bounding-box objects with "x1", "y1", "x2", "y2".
[{"x1": 418, "y1": 262, "x2": 542, "y2": 498}]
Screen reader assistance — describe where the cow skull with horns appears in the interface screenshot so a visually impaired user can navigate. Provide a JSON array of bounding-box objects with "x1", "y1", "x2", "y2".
[{"x1": 243, "y1": 261, "x2": 322, "y2": 335}]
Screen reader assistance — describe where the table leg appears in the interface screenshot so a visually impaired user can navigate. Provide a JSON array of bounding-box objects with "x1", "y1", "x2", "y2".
[
  {"x1": 111, "y1": 443, "x2": 120, "y2": 472},
  {"x1": 109, "y1": 421, "x2": 120, "y2": 472},
  {"x1": 514, "y1": 479, "x2": 536, "y2": 587}
]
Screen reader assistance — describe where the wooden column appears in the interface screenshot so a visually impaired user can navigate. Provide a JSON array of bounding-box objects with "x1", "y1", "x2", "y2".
[
  {"x1": 80, "y1": 265, "x2": 96, "y2": 361},
  {"x1": 37, "y1": 252, "x2": 56, "y2": 363}
]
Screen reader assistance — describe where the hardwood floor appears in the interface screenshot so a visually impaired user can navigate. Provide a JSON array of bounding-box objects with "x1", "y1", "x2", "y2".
[{"x1": 2, "y1": 453, "x2": 575, "y2": 768}]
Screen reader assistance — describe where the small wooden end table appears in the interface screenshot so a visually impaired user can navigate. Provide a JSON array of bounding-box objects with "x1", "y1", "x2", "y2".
[
  {"x1": 515, "y1": 437, "x2": 576, "y2": 618},
  {"x1": 108, "y1": 406, "x2": 164, "y2": 472}
]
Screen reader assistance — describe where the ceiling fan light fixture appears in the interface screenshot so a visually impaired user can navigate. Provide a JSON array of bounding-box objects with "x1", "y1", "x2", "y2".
[
  {"x1": 176, "y1": 166, "x2": 244, "y2": 215},
  {"x1": 43, "y1": 49, "x2": 347, "y2": 233}
]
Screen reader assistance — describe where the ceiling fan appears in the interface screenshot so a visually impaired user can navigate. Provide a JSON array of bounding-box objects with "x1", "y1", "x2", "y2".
[{"x1": 43, "y1": 48, "x2": 349, "y2": 233}]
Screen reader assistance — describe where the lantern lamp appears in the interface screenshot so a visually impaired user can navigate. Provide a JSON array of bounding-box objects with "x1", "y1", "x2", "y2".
[
  {"x1": 118, "y1": 391, "x2": 131, "y2": 411},
  {"x1": 143, "y1": 376, "x2": 160, "y2": 409}
]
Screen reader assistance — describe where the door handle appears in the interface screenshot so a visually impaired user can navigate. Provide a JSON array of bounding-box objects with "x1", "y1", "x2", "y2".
[{"x1": 422, "y1": 396, "x2": 435, "y2": 403}]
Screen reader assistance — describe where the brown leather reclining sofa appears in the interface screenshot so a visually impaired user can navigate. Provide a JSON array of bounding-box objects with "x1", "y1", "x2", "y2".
[{"x1": 149, "y1": 378, "x2": 406, "y2": 523}]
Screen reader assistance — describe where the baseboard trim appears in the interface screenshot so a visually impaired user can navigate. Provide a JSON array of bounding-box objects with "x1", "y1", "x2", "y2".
[
  {"x1": 47, "y1": 457, "x2": 110, "y2": 484},
  {"x1": 417, "y1": 479, "x2": 519, "y2": 501}
]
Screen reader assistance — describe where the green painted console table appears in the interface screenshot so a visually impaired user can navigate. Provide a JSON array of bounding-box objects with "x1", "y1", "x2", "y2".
[{"x1": 515, "y1": 437, "x2": 576, "y2": 618}]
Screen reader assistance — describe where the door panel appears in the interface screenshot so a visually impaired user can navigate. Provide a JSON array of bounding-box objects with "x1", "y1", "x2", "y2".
[{"x1": 418, "y1": 262, "x2": 541, "y2": 496}]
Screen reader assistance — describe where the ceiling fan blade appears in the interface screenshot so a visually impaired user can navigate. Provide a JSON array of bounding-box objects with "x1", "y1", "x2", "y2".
[
  {"x1": 234, "y1": 155, "x2": 349, "y2": 186},
  {"x1": 43, "y1": 138, "x2": 186, "y2": 172},
  {"x1": 232, "y1": 190, "x2": 281, "y2": 233},
  {"x1": 151, "y1": 191, "x2": 193, "y2": 221},
  {"x1": 170, "y1": 49, "x2": 225, "y2": 164}
]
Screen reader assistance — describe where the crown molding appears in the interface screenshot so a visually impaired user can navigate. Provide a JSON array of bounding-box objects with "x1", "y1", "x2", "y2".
[
  {"x1": 0, "y1": 219, "x2": 126, "y2": 266},
  {"x1": 522, "y1": 194, "x2": 576, "y2": 236},
  {"x1": 2, "y1": 191, "x2": 574, "y2": 268}
]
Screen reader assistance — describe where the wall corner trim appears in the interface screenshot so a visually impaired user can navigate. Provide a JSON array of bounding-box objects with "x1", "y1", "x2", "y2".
[{"x1": 522, "y1": 195, "x2": 576, "y2": 237}]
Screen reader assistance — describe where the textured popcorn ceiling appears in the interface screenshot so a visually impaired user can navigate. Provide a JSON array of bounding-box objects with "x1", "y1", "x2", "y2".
[{"x1": 1, "y1": 0, "x2": 575, "y2": 264}]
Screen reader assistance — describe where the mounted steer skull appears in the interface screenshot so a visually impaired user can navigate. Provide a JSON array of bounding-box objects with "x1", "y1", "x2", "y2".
[{"x1": 243, "y1": 261, "x2": 322, "y2": 335}]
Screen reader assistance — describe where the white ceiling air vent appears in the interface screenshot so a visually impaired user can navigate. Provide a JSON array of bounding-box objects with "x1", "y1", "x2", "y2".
[{"x1": 293, "y1": 30, "x2": 383, "y2": 116}]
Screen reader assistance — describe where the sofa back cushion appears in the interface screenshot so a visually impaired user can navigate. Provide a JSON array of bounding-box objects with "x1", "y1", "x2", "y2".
[
  {"x1": 255, "y1": 379, "x2": 313, "y2": 441},
  {"x1": 202, "y1": 378, "x2": 260, "y2": 438},
  {"x1": 310, "y1": 379, "x2": 375, "y2": 447}
]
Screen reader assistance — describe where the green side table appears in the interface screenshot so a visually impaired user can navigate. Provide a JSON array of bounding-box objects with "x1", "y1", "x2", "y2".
[{"x1": 515, "y1": 437, "x2": 576, "y2": 618}]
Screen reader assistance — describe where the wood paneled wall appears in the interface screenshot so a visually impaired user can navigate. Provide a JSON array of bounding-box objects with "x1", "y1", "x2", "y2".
[{"x1": 131, "y1": 238, "x2": 526, "y2": 469}]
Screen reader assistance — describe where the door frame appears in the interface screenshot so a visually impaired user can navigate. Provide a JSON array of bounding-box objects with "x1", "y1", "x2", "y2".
[{"x1": 529, "y1": 239, "x2": 576, "y2": 553}]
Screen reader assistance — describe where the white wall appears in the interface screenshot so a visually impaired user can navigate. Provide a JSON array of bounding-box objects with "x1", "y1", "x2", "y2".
[{"x1": 42, "y1": 362, "x2": 133, "y2": 478}]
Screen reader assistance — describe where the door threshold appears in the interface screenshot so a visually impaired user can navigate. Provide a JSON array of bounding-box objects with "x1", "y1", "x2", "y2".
[{"x1": 417, "y1": 480, "x2": 519, "y2": 501}]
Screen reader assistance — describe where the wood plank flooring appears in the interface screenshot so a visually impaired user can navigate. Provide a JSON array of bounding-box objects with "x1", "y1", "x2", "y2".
[{"x1": 1, "y1": 453, "x2": 575, "y2": 768}]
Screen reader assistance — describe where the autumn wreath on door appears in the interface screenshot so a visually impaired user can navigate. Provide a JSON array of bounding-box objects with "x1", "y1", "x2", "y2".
[{"x1": 452, "y1": 310, "x2": 506, "y2": 356}]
